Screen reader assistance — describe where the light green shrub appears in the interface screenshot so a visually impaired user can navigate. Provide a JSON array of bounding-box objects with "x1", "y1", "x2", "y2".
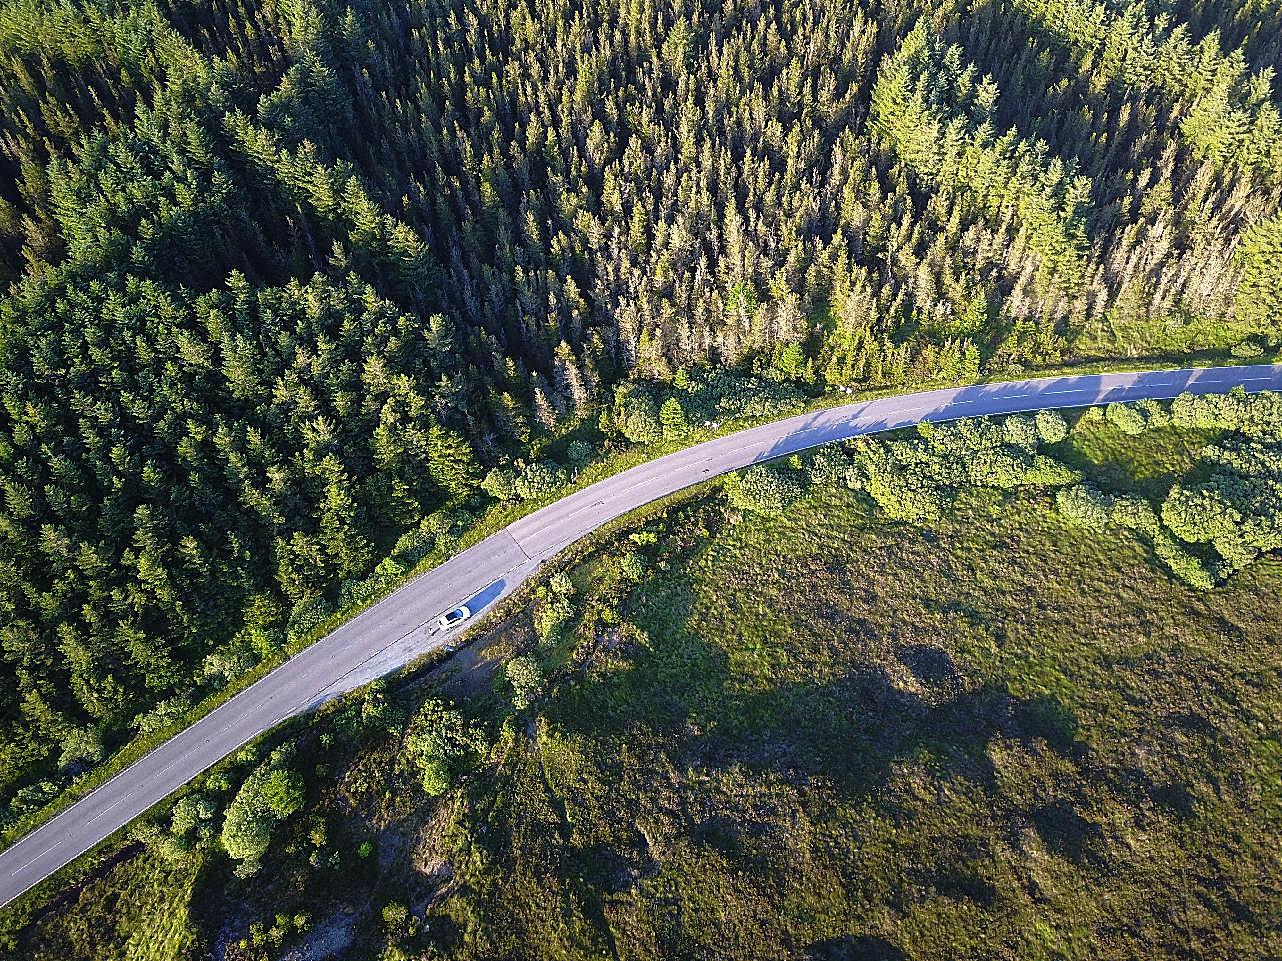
[
  {"x1": 1055, "y1": 484, "x2": 1112, "y2": 530},
  {"x1": 726, "y1": 463, "x2": 806, "y2": 516}
]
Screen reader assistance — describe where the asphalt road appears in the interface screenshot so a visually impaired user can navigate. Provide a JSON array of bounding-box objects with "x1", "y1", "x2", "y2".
[{"x1": 2, "y1": 363, "x2": 1281, "y2": 911}]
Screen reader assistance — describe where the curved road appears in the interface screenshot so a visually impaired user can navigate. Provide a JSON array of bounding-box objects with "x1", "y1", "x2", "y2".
[{"x1": 2, "y1": 363, "x2": 1281, "y2": 910}]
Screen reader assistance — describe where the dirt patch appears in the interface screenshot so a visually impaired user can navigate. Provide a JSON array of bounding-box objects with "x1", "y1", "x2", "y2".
[
  {"x1": 280, "y1": 910, "x2": 357, "y2": 961},
  {"x1": 410, "y1": 795, "x2": 460, "y2": 909},
  {"x1": 399, "y1": 615, "x2": 521, "y2": 703}
]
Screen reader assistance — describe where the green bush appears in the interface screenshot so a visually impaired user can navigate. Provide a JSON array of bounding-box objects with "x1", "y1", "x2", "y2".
[
  {"x1": 1002, "y1": 414, "x2": 1039, "y2": 448},
  {"x1": 1157, "y1": 437, "x2": 1282, "y2": 575},
  {"x1": 382, "y1": 901, "x2": 410, "y2": 932},
  {"x1": 1106, "y1": 402, "x2": 1147, "y2": 435},
  {"x1": 864, "y1": 467, "x2": 950, "y2": 523},
  {"x1": 703, "y1": 371, "x2": 806, "y2": 420},
  {"x1": 221, "y1": 746, "x2": 305, "y2": 874},
  {"x1": 805, "y1": 446, "x2": 854, "y2": 489},
  {"x1": 725, "y1": 463, "x2": 806, "y2": 516},
  {"x1": 566, "y1": 439, "x2": 595, "y2": 470},
  {"x1": 1135, "y1": 398, "x2": 1171, "y2": 428},
  {"x1": 1109, "y1": 494, "x2": 1158, "y2": 534},
  {"x1": 622, "y1": 407, "x2": 663, "y2": 444},
  {"x1": 514, "y1": 460, "x2": 568, "y2": 500},
  {"x1": 1169, "y1": 391, "x2": 1245, "y2": 430},
  {"x1": 609, "y1": 383, "x2": 663, "y2": 444},
  {"x1": 287, "y1": 596, "x2": 334, "y2": 643},
  {"x1": 403, "y1": 699, "x2": 487, "y2": 797},
  {"x1": 1152, "y1": 529, "x2": 1215, "y2": 589},
  {"x1": 1231, "y1": 339, "x2": 1264, "y2": 358},
  {"x1": 505, "y1": 655, "x2": 545, "y2": 711},
  {"x1": 1034, "y1": 409, "x2": 1069, "y2": 444},
  {"x1": 480, "y1": 467, "x2": 519, "y2": 501},
  {"x1": 1160, "y1": 483, "x2": 1244, "y2": 546},
  {"x1": 968, "y1": 448, "x2": 1080, "y2": 489},
  {"x1": 58, "y1": 726, "x2": 104, "y2": 770},
  {"x1": 261, "y1": 767, "x2": 305, "y2": 818},
  {"x1": 619, "y1": 552, "x2": 647, "y2": 581},
  {"x1": 1055, "y1": 484, "x2": 1112, "y2": 531},
  {"x1": 170, "y1": 794, "x2": 216, "y2": 839},
  {"x1": 535, "y1": 592, "x2": 575, "y2": 640}
]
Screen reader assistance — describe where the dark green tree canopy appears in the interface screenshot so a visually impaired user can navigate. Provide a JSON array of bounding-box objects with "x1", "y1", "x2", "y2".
[{"x1": 3, "y1": 0, "x2": 1282, "y2": 822}]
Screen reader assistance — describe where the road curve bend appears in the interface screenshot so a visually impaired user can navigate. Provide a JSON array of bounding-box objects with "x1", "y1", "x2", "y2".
[{"x1": 2, "y1": 363, "x2": 1280, "y2": 910}]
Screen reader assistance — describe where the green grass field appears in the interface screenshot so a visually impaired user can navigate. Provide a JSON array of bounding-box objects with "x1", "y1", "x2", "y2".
[
  {"x1": 19, "y1": 850, "x2": 200, "y2": 961},
  {"x1": 427, "y1": 485, "x2": 1280, "y2": 960},
  {"x1": 1059, "y1": 415, "x2": 1221, "y2": 497},
  {"x1": 9, "y1": 417, "x2": 1281, "y2": 960}
]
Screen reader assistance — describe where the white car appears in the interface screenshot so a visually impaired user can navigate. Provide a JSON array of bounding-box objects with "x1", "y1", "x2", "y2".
[{"x1": 438, "y1": 605, "x2": 471, "y2": 630}]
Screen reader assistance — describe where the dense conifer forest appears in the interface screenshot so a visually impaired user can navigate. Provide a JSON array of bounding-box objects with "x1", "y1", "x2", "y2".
[{"x1": 2, "y1": 0, "x2": 1282, "y2": 833}]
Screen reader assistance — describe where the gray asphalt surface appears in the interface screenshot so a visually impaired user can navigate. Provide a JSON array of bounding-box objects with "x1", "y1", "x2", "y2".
[{"x1": 2, "y1": 363, "x2": 1280, "y2": 911}]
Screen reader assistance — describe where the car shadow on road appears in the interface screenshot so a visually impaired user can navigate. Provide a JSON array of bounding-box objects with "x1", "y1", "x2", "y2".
[{"x1": 461, "y1": 576, "x2": 509, "y2": 616}]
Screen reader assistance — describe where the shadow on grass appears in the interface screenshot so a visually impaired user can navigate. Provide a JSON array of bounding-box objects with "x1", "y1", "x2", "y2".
[
  {"x1": 548, "y1": 574, "x2": 1087, "y2": 807},
  {"x1": 1030, "y1": 799, "x2": 1105, "y2": 867},
  {"x1": 806, "y1": 934, "x2": 907, "y2": 961},
  {"x1": 466, "y1": 553, "x2": 1124, "y2": 951},
  {"x1": 689, "y1": 668, "x2": 1084, "y2": 801}
]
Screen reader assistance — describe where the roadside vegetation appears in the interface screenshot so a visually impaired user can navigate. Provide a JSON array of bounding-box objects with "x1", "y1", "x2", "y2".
[
  {"x1": 5, "y1": 396, "x2": 1280, "y2": 960},
  {"x1": 7, "y1": 0, "x2": 1282, "y2": 841}
]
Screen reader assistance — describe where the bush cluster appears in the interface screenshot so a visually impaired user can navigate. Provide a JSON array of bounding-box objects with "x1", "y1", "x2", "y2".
[
  {"x1": 220, "y1": 746, "x2": 306, "y2": 876},
  {"x1": 402, "y1": 699, "x2": 487, "y2": 797}
]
